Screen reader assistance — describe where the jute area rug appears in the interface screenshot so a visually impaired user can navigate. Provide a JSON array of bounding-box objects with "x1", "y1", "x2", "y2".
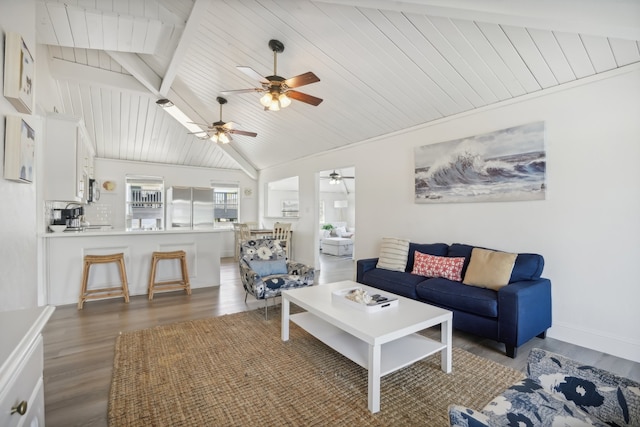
[{"x1": 108, "y1": 308, "x2": 524, "y2": 426}]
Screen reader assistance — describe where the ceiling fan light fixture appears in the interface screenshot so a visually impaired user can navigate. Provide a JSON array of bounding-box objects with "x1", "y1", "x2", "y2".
[
  {"x1": 268, "y1": 98, "x2": 280, "y2": 111},
  {"x1": 260, "y1": 92, "x2": 273, "y2": 108},
  {"x1": 278, "y1": 93, "x2": 291, "y2": 108},
  {"x1": 217, "y1": 132, "x2": 230, "y2": 144}
]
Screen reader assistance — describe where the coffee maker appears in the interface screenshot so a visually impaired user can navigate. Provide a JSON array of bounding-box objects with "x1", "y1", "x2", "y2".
[{"x1": 52, "y1": 206, "x2": 84, "y2": 229}]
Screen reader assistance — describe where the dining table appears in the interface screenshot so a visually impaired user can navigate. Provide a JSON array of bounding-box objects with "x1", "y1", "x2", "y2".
[{"x1": 249, "y1": 229, "x2": 275, "y2": 238}]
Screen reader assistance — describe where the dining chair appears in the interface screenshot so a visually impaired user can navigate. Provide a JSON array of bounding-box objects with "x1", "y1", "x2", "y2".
[
  {"x1": 273, "y1": 222, "x2": 292, "y2": 259},
  {"x1": 233, "y1": 223, "x2": 252, "y2": 260}
]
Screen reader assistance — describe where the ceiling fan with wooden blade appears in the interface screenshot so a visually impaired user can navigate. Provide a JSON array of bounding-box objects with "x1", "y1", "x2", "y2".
[
  {"x1": 222, "y1": 39, "x2": 323, "y2": 111},
  {"x1": 321, "y1": 170, "x2": 355, "y2": 184},
  {"x1": 188, "y1": 97, "x2": 257, "y2": 143}
]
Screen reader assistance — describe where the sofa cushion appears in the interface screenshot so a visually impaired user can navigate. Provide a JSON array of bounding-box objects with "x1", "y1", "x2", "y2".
[
  {"x1": 361, "y1": 269, "x2": 426, "y2": 299},
  {"x1": 463, "y1": 248, "x2": 517, "y2": 290},
  {"x1": 406, "y1": 242, "x2": 449, "y2": 271},
  {"x1": 415, "y1": 278, "x2": 498, "y2": 318},
  {"x1": 412, "y1": 252, "x2": 465, "y2": 281},
  {"x1": 449, "y1": 243, "x2": 545, "y2": 283},
  {"x1": 509, "y1": 253, "x2": 545, "y2": 281},
  {"x1": 376, "y1": 237, "x2": 410, "y2": 272}
]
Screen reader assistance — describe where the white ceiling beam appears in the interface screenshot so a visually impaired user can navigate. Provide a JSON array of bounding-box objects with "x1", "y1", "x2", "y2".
[
  {"x1": 168, "y1": 79, "x2": 258, "y2": 179},
  {"x1": 159, "y1": 0, "x2": 210, "y2": 97},
  {"x1": 314, "y1": 0, "x2": 640, "y2": 40},
  {"x1": 105, "y1": 51, "x2": 162, "y2": 96},
  {"x1": 48, "y1": 58, "x2": 152, "y2": 96},
  {"x1": 105, "y1": 46, "x2": 256, "y2": 177}
]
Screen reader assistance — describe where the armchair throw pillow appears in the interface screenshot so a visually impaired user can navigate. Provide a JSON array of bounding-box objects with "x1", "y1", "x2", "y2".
[
  {"x1": 463, "y1": 248, "x2": 517, "y2": 290},
  {"x1": 412, "y1": 251, "x2": 465, "y2": 281},
  {"x1": 376, "y1": 238, "x2": 410, "y2": 272},
  {"x1": 248, "y1": 259, "x2": 288, "y2": 277}
]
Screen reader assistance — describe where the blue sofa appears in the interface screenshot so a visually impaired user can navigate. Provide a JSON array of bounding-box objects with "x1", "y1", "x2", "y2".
[{"x1": 356, "y1": 242, "x2": 552, "y2": 358}]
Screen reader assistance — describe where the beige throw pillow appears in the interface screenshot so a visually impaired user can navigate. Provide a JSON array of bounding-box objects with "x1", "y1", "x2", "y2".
[
  {"x1": 376, "y1": 238, "x2": 410, "y2": 272},
  {"x1": 463, "y1": 248, "x2": 517, "y2": 290}
]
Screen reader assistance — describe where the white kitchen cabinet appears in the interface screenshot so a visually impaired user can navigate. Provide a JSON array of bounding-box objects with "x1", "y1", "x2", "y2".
[
  {"x1": 44, "y1": 114, "x2": 94, "y2": 203},
  {"x1": 0, "y1": 306, "x2": 55, "y2": 427}
]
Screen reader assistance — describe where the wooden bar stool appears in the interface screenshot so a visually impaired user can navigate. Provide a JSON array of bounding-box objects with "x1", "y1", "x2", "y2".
[
  {"x1": 148, "y1": 250, "x2": 191, "y2": 300},
  {"x1": 78, "y1": 253, "x2": 130, "y2": 309}
]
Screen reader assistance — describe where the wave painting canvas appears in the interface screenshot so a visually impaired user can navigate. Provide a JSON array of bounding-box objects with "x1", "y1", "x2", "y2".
[{"x1": 415, "y1": 122, "x2": 546, "y2": 203}]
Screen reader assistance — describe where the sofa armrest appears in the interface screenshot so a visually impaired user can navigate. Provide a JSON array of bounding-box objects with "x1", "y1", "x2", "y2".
[
  {"x1": 498, "y1": 278, "x2": 552, "y2": 348},
  {"x1": 356, "y1": 258, "x2": 379, "y2": 283},
  {"x1": 526, "y1": 348, "x2": 640, "y2": 426}
]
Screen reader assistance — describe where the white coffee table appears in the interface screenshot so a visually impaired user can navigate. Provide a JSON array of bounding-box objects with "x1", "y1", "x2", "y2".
[{"x1": 281, "y1": 280, "x2": 452, "y2": 413}]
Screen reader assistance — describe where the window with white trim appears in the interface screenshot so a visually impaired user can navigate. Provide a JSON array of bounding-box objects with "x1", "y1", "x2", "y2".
[{"x1": 211, "y1": 183, "x2": 239, "y2": 229}]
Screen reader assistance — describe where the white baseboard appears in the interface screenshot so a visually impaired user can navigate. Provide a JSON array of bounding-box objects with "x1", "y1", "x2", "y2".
[{"x1": 549, "y1": 322, "x2": 640, "y2": 363}]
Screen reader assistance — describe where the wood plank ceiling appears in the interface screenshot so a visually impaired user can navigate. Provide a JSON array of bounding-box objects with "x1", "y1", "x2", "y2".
[{"x1": 36, "y1": 0, "x2": 640, "y2": 178}]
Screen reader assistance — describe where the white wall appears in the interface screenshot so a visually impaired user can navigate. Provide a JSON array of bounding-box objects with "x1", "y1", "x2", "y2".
[
  {"x1": 260, "y1": 67, "x2": 640, "y2": 363},
  {"x1": 93, "y1": 158, "x2": 257, "y2": 257},
  {"x1": 0, "y1": 0, "x2": 40, "y2": 311}
]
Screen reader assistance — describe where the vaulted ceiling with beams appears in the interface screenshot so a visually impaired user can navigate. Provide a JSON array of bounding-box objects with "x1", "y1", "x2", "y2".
[{"x1": 37, "y1": 0, "x2": 640, "y2": 178}]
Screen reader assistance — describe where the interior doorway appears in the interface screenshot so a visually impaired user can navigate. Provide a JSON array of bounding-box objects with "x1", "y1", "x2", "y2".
[{"x1": 318, "y1": 167, "x2": 355, "y2": 261}]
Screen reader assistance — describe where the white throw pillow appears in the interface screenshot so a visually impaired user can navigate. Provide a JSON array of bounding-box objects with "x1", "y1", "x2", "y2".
[
  {"x1": 376, "y1": 238, "x2": 410, "y2": 272},
  {"x1": 334, "y1": 226, "x2": 347, "y2": 237}
]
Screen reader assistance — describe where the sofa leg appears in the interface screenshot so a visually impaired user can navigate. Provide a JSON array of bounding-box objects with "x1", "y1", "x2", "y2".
[
  {"x1": 505, "y1": 345, "x2": 517, "y2": 358},
  {"x1": 537, "y1": 331, "x2": 547, "y2": 339}
]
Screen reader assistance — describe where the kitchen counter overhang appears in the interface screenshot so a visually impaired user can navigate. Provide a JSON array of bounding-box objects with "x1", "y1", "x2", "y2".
[{"x1": 42, "y1": 228, "x2": 229, "y2": 237}]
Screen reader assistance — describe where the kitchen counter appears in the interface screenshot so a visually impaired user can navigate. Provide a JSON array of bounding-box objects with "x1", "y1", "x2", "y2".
[
  {"x1": 42, "y1": 229, "x2": 223, "y2": 306},
  {"x1": 41, "y1": 227, "x2": 229, "y2": 237}
]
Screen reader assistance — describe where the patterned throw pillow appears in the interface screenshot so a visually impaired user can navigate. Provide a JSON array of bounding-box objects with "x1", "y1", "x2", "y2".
[
  {"x1": 411, "y1": 251, "x2": 465, "y2": 281},
  {"x1": 376, "y1": 238, "x2": 410, "y2": 272}
]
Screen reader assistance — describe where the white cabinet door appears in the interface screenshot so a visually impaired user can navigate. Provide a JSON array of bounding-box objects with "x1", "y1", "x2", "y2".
[
  {"x1": 44, "y1": 116, "x2": 80, "y2": 202},
  {"x1": 44, "y1": 115, "x2": 94, "y2": 203}
]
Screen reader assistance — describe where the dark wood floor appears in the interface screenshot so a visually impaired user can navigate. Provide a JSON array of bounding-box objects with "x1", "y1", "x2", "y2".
[{"x1": 42, "y1": 255, "x2": 640, "y2": 427}]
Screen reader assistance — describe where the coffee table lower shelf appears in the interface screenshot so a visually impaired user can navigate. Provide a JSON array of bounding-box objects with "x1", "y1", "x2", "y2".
[{"x1": 290, "y1": 312, "x2": 446, "y2": 376}]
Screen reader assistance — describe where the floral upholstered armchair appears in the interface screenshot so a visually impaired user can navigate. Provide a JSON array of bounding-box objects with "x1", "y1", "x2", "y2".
[
  {"x1": 449, "y1": 348, "x2": 640, "y2": 427},
  {"x1": 239, "y1": 238, "x2": 315, "y2": 318}
]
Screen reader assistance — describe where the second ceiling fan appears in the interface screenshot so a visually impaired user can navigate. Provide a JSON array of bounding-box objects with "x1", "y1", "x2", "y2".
[
  {"x1": 321, "y1": 170, "x2": 355, "y2": 185},
  {"x1": 223, "y1": 39, "x2": 323, "y2": 111},
  {"x1": 189, "y1": 97, "x2": 257, "y2": 143}
]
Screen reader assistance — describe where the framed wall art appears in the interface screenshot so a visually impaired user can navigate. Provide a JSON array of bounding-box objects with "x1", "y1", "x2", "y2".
[
  {"x1": 4, "y1": 115, "x2": 36, "y2": 183},
  {"x1": 414, "y1": 122, "x2": 546, "y2": 204},
  {"x1": 3, "y1": 32, "x2": 35, "y2": 114}
]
